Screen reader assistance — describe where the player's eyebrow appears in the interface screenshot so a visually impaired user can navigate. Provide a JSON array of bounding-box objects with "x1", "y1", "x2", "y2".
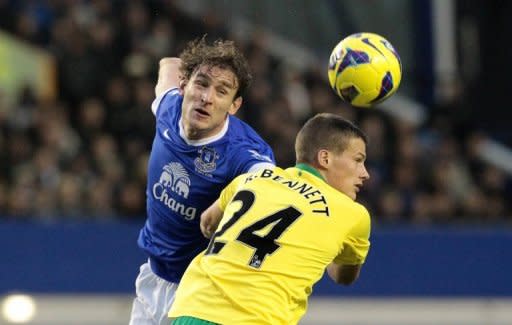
[
  {"x1": 196, "y1": 71, "x2": 236, "y2": 89},
  {"x1": 195, "y1": 72, "x2": 211, "y2": 80},
  {"x1": 215, "y1": 77, "x2": 236, "y2": 89},
  {"x1": 219, "y1": 80, "x2": 236, "y2": 89}
]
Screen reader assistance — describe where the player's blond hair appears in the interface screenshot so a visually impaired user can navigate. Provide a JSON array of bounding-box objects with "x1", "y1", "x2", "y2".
[
  {"x1": 179, "y1": 37, "x2": 252, "y2": 99},
  {"x1": 295, "y1": 113, "x2": 368, "y2": 164}
]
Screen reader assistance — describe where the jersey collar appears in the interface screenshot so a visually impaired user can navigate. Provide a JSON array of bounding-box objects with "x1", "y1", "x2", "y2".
[
  {"x1": 295, "y1": 163, "x2": 326, "y2": 182},
  {"x1": 178, "y1": 116, "x2": 230, "y2": 146}
]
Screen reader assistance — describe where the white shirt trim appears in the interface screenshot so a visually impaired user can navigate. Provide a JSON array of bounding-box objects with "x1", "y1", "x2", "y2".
[
  {"x1": 179, "y1": 116, "x2": 230, "y2": 146},
  {"x1": 247, "y1": 162, "x2": 275, "y2": 173},
  {"x1": 151, "y1": 87, "x2": 179, "y2": 116}
]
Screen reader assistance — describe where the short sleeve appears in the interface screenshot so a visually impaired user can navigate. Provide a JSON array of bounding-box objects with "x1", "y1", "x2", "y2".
[
  {"x1": 151, "y1": 87, "x2": 180, "y2": 117},
  {"x1": 235, "y1": 145, "x2": 275, "y2": 174},
  {"x1": 334, "y1": 206, "x2": 371, "y2": 265}
]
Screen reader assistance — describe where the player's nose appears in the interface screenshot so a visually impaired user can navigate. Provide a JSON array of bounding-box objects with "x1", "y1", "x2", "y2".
[
  {"x1": 361, "y1": 165, "x2": 370, "y2": 180},
  {"x1": 201, "y1": 87, "x2": 214, "y2": 103}
]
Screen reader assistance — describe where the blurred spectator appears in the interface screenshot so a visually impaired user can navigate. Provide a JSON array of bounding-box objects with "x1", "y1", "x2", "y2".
[
  {"x1": 0, "y1": 0, "x2": 510, "y2": 224},
  {"x1": 86, "y1": 179, "x2": 116, "y2": 219}
]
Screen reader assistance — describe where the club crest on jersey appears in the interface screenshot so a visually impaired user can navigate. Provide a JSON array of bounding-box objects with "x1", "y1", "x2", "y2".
[{"x1": 194, "y1": 146, "x2": 219, "y2": 176}]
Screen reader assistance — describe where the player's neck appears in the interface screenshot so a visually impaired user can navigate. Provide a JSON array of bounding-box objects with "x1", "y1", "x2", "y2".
[
  {"x1": 179, "y1": 117, "x2": 230, "y2": 146},
  {"x1": 295, "y1": 163, "x2": 326, "y2": 181}
]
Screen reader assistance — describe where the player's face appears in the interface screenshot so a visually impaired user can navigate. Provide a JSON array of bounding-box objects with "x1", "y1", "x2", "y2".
[
  {"x1": 180, "y1": 65, "x2": 242, "y2": 140},
  {"x1": 325, "y1": 137, "x2": 370, "y2": 200}
]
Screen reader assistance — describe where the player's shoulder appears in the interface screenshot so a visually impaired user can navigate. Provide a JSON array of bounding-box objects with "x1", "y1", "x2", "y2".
[
  {"x1": 225, "y1": 116, "x2": 274, "y2": 164},
  {"x1": 352, "y1": 201, "x2": 370, "y2": 220},
  {"x1": 328, "y1": 190, "x2": 371, "y2": 220},
  {"x1": 152, "y1": 87, "x2": 182, "y2": 118},
  {"x1": 227, "y1": 115, "x2": 268, "y2": 146}
]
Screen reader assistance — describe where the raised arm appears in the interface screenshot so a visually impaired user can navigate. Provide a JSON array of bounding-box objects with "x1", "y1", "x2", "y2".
[
  {"x1": 155, "y1": 57, "x2": 182, "y2": 97},
  {"x1": 326, "y1": 262, "x2": 362, "y2": 286}
]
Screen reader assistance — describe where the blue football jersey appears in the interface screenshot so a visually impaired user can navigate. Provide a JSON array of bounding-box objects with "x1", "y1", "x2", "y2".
[{"x1": 138, "y1": 88, "x2": 275, "y2": 283}]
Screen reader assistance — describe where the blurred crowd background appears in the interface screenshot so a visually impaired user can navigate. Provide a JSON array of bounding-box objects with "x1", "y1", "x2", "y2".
[{"x1": 0, "y1": 0, "x2": 510, "y2": 226}]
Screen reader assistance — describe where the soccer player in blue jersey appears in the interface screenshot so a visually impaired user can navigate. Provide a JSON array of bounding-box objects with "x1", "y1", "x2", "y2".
[{"x1": 129, "y1": 38, "x2": 275, "y2": 325}]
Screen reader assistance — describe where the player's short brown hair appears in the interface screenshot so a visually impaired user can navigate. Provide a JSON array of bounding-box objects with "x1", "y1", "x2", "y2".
[
  {"x1": 295, "y1": 113, "x2": 368, "y2": 164},
  {"x1": 179, "y1": 37, "x2": 252, "y2": 99}
]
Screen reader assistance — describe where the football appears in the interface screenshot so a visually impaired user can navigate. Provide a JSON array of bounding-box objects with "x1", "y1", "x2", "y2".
[{"x1": 327, "y1": 32, "x2": 402, "y2": 107}]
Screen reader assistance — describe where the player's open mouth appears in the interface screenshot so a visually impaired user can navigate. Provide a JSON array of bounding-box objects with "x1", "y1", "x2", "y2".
[{"x1": 194, "y1": 108, "x2": 210, "y2": 117}]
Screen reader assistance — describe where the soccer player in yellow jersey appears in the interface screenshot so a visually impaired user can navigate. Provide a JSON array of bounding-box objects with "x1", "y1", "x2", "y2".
[{"x1": 169, "y1": 113, "x2": 371, "y2": 325}]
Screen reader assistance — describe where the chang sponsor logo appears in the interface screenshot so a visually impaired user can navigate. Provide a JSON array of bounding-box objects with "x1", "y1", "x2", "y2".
[
  {"x1": 158, "y1": 162, "x2": 190, "y2": 198},
  {"x1": 153, "y1": 162, "x2": 196, "y2": 220}
]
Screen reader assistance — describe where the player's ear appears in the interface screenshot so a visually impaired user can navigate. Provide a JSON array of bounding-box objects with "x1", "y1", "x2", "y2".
[
  {"x1": 228, "y1": 96, "x2": 242, "y2": 115},
  {"x1": 317, "y1": 149, "x2": 330, "y2": 169}
]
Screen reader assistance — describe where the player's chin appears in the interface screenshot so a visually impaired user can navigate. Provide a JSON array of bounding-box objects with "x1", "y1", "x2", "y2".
[{"x1": 189, "y1": 117, "x2": 210, "y2": 130}]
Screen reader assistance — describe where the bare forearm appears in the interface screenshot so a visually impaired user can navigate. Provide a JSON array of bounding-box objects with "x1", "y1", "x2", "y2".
[{"x1": 155, "y1": 58, "x2": 182, "y2": 96}]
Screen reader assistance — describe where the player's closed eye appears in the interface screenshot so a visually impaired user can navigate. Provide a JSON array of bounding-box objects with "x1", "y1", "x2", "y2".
[{"x1": 195, "y1": 79, "x2": 208, "y2": 87}]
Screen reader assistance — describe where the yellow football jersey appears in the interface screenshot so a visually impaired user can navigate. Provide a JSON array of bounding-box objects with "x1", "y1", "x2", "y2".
[{"x1": 169, "y1": 165, "x2": 371, "y2": 325}]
